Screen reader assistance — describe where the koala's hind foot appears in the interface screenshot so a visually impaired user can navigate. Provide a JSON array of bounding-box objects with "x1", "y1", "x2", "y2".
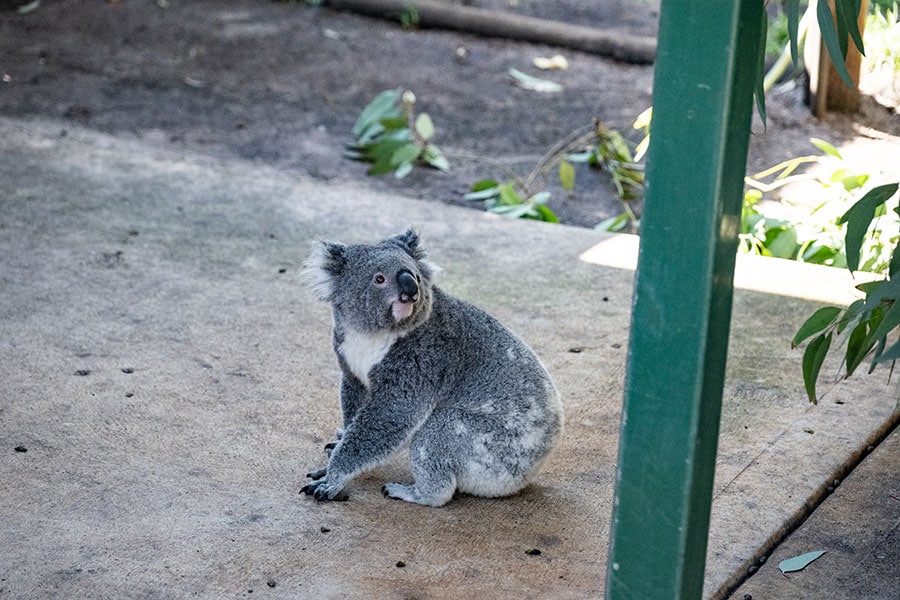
[{"x1": 382, "y1": 474, "x2": 457, "y2": 508}]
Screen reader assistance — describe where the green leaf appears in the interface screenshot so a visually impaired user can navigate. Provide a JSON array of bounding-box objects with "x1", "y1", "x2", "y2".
[
  {"x1": 422, "y1": 143, "x2": 450, "y2": 171},
  {"x1": 17, "y1": 0, "x2": 41, "y2": 14},
  {"x1": 508, "y1": 68, "x2": 563, "y2": 93},
  {"x1": 595, "y1": 212, "x2": 631, "y2": 232},
  {"x1": 566, "y1": 152, "x2": 595, "y2": 164},
  {"x1": 802, "y1": 332, "x2": 832, "y2": 404},
  {"x1": 559, "y1": 160, "x2": 576, "y2": 191},
  {"x1": 873, "y1": 338, "x2": 900, "y2": 365},
  {"x1": 779, "y1": 551, "x2": 827, "y2": 574},
  {"x1": 816, "y1": 0, "x2": 855, "y2": 87},
  {"x1": 841, "y1": 174, "x2": 869, "y2": 192},
  {"x1": 845, "y1": 318, "x2": 874, "y2": 375},
  {"x1": 464, "y1": 187, "x2": 500, "y2": 201},
  {"x1": 393, "y1": 161, "x2": 414, "y2": 179},
  {"x1": 793, "y1": 306, "x2": 842, "y2": 348},
  {"x1": 786, "y1": 0, "x2": 800, "y2": 68},
  {"x1": 889, "y1": 242, "x2": 900, "y2": 278},
  {"x1": 864, "y1": 298, "x2": 900, "y2": 353},
  {"x1": 497, "y1": 183, "x2": 522, "y2": 206},
  {"x1": 414, "y1": 113, "x2": 435, "y2": 140},
  {"x1": 533, "y1": 203, "x2": 560, "y2": 223},
  {"x1": 768, "y1": 227, "x2": 799, "y2": 258},
  {"x1": 390, "y1": 142, "x2": 422, "y2": 167},
  {"x1": 352, "y1": 89, "x2": 401, "y2": 139},
  {"x1": 379, "y1": 116, "x2": 408, "y2": 131},
  {"x1": 471, "y1": 179, "x2": 499, "y2": 192},
  {"x1": 753, "y1": 6, "x2": 768, "y2": 126},
  {"x1": 834, "y1": 0, "x2": 865, "y2": 55},
  {"x1": 840, "y1": 183, "x2": 900, "y2": 272},
  {"x1": 810, "y1": 137, "x2": 843, "y2": 159}
]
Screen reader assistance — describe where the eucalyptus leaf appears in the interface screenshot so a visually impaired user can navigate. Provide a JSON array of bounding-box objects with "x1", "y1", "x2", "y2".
[
  {"x1": 793, "y1": 306, "x2": 842, "y2": 348},
  {"x1": 352, "y1": 89, "x2": 401, "y2": 138},
  {"x1": 530, "y1": 191, "x2": 552, "y2": 205},
  {"x1": 845, "y1": 318, "x2": 874, "y2": 375},
  {"x1": 779, "y1": 550, "x2": 826, "y2": 574},
  {"x1": 464, "y1": 187, "x2": 500, "y2": 201},
  {"x1": 840, "y1": 183, "x2": 900, "y2": 272},
  {"x1": 508, "y1": 68, "x2": 563, "y2": 93},
  {"x1": 802, "y1": 332, "x2": 832, "y2": 403},
  {"x1": 415, "y1": 113, "x2": 435, "y2": 140},
  {"x1": 559, "y1": 160, "x2": 576, "y2": 191},
  {"x1": 533, "y1": 203, "x2": 560, "y2": 223},
  {"x1": 17, "y1": 0, "x2": 41, "y2": 14},
  {"x1": 873, "y1": 338, "x2": 900, "y2": 365},
  {"x1": 753, "y1": 7, "x2": 768, "y2": 126},
  {"x1": 471, "y1": 179, "x2": 499, "y2": 192},
  {"x1": 810, "y1": 137, "x2": 842, "y2": 159},
  {"x1": 595, "y1": 212, "x2": 630, "y2": 232},
  {"x1": 393, "y1": 161, "x2": 414, "y2": 179},
  {"x1": 816, "y1": 0, "x2": 855, "y2": 87},
  {"x1": 390, "y1": 142, "x2": 422, "y2": 167},
  {"x1": 423, "y1": 144, "x2": 450, "y2": 171},
  {"x1": 498, "y1": 183, "x2": 522, "y2": 206},
  {"x1": 786, "y1": 0, "x2": 800, "y2": 68}
]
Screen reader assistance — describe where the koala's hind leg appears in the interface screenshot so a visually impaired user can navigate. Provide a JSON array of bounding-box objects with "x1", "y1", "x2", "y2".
[{"x1": 382, "y1": 420, "x2": 459, "y2": 507}]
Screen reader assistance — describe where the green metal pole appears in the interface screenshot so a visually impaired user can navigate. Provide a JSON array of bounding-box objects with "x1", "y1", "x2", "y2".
[{"x1": 605, "y1": 1, "x2": 765, "y2": 599}]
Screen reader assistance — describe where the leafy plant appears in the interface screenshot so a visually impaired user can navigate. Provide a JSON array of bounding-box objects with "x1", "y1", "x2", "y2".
[
  {"x1": 793, "y1": 183, "x2": 900, "y2": 403},
  {"x1": 464, "y1": 179, "x2": 559, "y2": 223},
  {"x1": 345, "y1": 89, "x2": 449, "y2": 179},
  {"x1": 738, "y1": 138, "x2": 898, "y2": 272}
]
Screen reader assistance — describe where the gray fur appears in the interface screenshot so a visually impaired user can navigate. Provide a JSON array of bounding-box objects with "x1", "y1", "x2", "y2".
[{"x1": 300, "y1": 228, "x2": 564, "y2": 507}]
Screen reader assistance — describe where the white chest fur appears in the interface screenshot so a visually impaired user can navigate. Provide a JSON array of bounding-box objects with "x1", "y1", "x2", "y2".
[{"x1": 338, "y1": 329, "x2": 399, "y2": 388}]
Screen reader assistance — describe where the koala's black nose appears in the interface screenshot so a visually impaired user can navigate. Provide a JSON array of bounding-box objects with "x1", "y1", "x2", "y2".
[{"x1": 397, "y1": 270, "x2": 419, "y2": 303}]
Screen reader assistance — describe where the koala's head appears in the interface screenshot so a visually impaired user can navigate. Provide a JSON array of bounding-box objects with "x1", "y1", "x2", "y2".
[{"x1": 305, "y1": 228, "x2": 437, "y2": 334}]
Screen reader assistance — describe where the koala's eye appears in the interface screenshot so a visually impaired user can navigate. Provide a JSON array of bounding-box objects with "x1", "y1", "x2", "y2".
[{"x1": 373, "y1": 273, "x2": 386, "y2": 285}]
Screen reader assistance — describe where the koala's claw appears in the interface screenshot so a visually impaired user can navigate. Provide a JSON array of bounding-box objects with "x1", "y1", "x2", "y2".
[
  {"x1": 300, "y1": 479, "x2": 349, "y2": 502},
  {"x1": 323, "y1": 441, "x2": 338, "y2": 455},
  {"x1": 307, "y1": 467, "x2": 327, "y2": 480}
]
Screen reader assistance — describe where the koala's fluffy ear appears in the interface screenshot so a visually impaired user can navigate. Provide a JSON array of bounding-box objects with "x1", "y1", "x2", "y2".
[
  {"x1": 303, "y1": 239, "x2": 347, "y2": 302},
  {"x1": 388, "y1": 227, "x2": 426, "y2": 260},
  {"x1": 389, "y1": 227, "x2": 439, "y2": 278}
]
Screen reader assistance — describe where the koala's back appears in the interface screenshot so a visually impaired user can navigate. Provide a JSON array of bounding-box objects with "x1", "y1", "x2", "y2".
[{"x1": 380, "y1": 287, "x2": 563, "y2": 496}]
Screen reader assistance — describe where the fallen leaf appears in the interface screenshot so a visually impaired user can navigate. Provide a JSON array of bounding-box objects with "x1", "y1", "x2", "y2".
[
  {"x1": 533, "y1": 54, "x2": 569, "y2": 70},
  {"x1": 508, "y1": 68, "x2": 562, "y2": 93},
  {"x1": 778, "y1": 550, "x2": 827, "y2": 574}
]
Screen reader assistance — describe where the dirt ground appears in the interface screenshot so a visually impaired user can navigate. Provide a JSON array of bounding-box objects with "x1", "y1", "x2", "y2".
[{"x1": 1, "y1": 0, "x2": 898, "y2": 228}]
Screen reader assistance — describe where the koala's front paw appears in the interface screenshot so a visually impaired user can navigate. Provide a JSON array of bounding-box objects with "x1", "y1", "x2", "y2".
[
  {"x1": 300, "y1": 479, "x2": 349, "y2": 502},
  {"x1": 323, "y1": 428, "x2": 345, "y2": 456}
]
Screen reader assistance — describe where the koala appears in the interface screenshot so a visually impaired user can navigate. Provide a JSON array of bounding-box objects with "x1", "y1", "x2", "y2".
[{"x1": 300, "y1": 228, "x2": 563, "y2": 507}]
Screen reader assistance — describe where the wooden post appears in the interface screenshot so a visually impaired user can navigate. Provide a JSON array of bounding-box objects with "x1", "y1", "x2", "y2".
[{"x1": 805, "y1": 0, "x2": 869, "y2": 115}]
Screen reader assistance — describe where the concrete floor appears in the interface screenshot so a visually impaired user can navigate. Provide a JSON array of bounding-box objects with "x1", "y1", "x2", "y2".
[{"x1": 0, "y1": 118, "x2": 897, "y2": 599}]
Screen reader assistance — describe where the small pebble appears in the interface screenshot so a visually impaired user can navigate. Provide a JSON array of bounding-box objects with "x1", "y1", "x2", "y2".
[
  {"x1": 14, "y1": 445, "x2": 27, "y2": 453},
  {"x1": 395, "y1": 561, "x2": 406, "y2": 568},
  {"x1": 121, "y1": 367, "x2": 134, "y2": 374},
  {"x1": 75, "y1": 369, "x2": 90, "y2": 376},
  {"x1": 267, "y1": 579, "x2": 276, "y2": 588},
  {"x1": 320, "y1": 527, "x2": 331, "y2": 534},
  {"x1": 743, "y1": 594, "x2": 752, "y2": 600},
  {"x1": 525, "y1": 548, "x2": 542, "y2": 556}
]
